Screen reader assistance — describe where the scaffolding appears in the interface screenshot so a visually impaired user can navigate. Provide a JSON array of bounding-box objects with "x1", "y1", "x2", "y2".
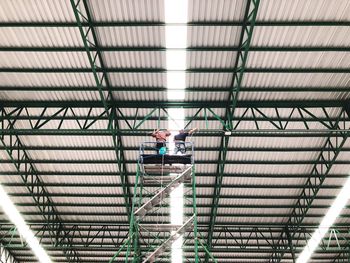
[{"x1": 110, "y1": 142, "x2": 217, "y2": 262}]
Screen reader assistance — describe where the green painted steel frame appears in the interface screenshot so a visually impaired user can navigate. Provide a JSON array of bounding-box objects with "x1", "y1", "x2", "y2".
[
  {"x1": 70, "y1": 0, "x2": 132, "y2": 218},
  {"x1": 0, "y1": 108, "x2": 80, "y2": 261},
  {"x1": 0, "y1": 243, "x2": 18, "y2": 263},
  {"x1": 270, "y1": 106, "x2": 350, "y2": 262},
  {"x1": 205, "y1": 1, "x2": 260, "y2": 262}
]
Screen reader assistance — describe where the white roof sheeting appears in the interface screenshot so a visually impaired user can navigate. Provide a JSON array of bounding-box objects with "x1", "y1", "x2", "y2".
[{"x1": 0, "y1": 0, "x2": 350, "y2": 262}]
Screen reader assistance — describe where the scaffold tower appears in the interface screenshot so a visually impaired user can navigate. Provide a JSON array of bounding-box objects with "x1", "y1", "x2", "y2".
[{"x1": 110, "y1": 142, "x2": 217, "y2": 263}]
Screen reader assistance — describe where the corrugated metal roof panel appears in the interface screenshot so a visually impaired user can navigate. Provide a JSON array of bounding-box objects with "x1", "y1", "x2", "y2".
[
  {"x1": 226, "y1": 151, "x2": 318, "y2": 162},
  {"x1": 113, "y1": 90, "x2": 167, "y2": 101},
  {"x1": 188, "y1": 26, "x2": 242, "y2": 46},
  {"x1": 222, "y1": 174, "x2": 307, "y2": 187},
  {"x1": 185, "y1": 91, "x2": 227, "y2": 101},
  {"x1": 97, "y1": 27, "x2": 164, "y2": 47},
  {"x1": 89, "y1": 0, "x2": 163, "y2": 22},
  {"x1": 0, "y1": 90, "x2": 100, "y2": 101},
  {"x1": 219, "y1": 197, "x2": 295, "y2": 206},
  {"x1": 251, "y1": 26, "x2": 350, "y2": 47},
  {"x1": 239, "y1": 91, "x2": 350, "y2": 101},
  {"x1": 0, "y1": 52, "x2": 90, "y2": 68},
  {"x1": 258, "y1": 0, "x2": 350, "y2": 21},
  {"x1": 18, "y1": 135, "x2": 113, "y2": 147},
  {"x1": 109, "y1": 73, "x2": 165, "y2": 87},
  {"x1": 188, "y1": 51, "x2": 236, "y2": 68},
  {"x1": 103, "y1": 51, "x2": 164, "y2": 68},
  {"x1": 247, "y1": 52, "x2": 350, "y2": 69},
  {"x1": 187, "y1": 73, "x2": 232, "y2": 87},
  {"x1": 243, "y1": 73, "x2": 350, "y2": 88},
  {"x1": 228, "y1": 136, "x2": 326, "y2": 148},
  {"x1": 189, "y1": 0, "x2": 246, "y2": 21},
  {"x1": 0, "y1": 0, "x2": 75, "y2": 22},
  {"x1": 0, "y1": 72, "x2": 96, "y2": 86},
  {"x1": 34, "y1": 163, "x2": 117, "y2": 173},
  {"x1": 28, "y1": 149, "x2": 116, "y2": 162},
  {"x1": 191, "y1": 136, "x2": 222, "y2": 148},
  {"x1": 0, "y1": 27, "x2": 82, "y2": 46},
  {"x1": 219, "y1": 187, "x2": 300, "y2": 197},
  {"x1": 224, "y1": 164, "x2": 310, "y2": 175}
]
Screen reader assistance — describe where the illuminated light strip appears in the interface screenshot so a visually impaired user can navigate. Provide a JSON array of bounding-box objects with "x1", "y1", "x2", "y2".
[
  {"x1": 0, "y1": 184, "x2": 52, "y2": 263},
  {"x1": 296, "y1": 175, "x2": 350, "y2": 263},
  {"x1": 165, "y1": 0, "x2": 187, "y2": 101},
  {"x1": 170, "y1": 184, "x2": 184, "y2": 262},
  {"x1": 165, "y1": 1, "x2": 188, "y2": 262}
]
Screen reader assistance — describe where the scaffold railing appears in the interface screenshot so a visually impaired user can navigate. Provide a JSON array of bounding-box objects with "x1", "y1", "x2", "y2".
[{"x1": 109, "y1": 141, "x2": 217, "y2": 263}]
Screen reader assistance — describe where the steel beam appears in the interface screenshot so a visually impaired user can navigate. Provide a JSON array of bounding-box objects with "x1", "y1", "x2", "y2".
[
  {"x1": 0, "y1": 20, "x2": 349, "y2": 27},
  {"x1": 205, "y1": 2, "x2": 261, "y2": 263},
  {"x1": 0, "y1": 99, "x2": 346, "y2": 108},
  {"x1": 1, "y1": 106, "x2": 347, "y2": 132},
  {"x1": 69, "y1": 0, "x2": 132, "y2": 218},
  {"x1": 1, "y1": 171, "x2": 349, "y2": 179},
  {"x1": 1, "y1": 67, "x2": 350, "y2": 73},
  {"x1": 1, "y1": 46, "x2": 350, "y2": 52},
  {"x1": 2, "y1": 86, "x2": 350, "y2": 93}
]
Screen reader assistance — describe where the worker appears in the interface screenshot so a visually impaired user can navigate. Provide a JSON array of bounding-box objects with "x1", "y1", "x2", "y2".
[
  {"x1": 174, "y1": 128, "x2": 198, "y2": 154},
  {"x1": 150, "y1": 129, "x2": 171, "y2": 153}
]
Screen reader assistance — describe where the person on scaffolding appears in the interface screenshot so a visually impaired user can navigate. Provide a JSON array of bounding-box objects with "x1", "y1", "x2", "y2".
[
  {"x1": 174, "y1": 128, "x2": 198, "y2": 154},
  {"x1": 150, "y1": 128, "x2": 171, "y2": 154}
]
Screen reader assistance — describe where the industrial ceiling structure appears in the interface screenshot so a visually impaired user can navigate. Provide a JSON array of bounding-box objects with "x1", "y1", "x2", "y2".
[{"x1": 1, "y1": 0, "x2": 350, "y2": 262}]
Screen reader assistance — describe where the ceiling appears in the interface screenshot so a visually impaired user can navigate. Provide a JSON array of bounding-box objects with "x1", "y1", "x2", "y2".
[{"x1": 1, "y1": 0, "x2": 350, "y2": 262}]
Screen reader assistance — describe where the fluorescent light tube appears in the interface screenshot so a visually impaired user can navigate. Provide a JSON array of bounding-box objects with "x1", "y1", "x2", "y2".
[
  {"x1": 296, "y1": 176, "x2": 350, "y2": 263},
  {"x1": 166, "y1": 50, "x2": 187, "y2": 70},
  {"x1": 0, "y1": 184, "x2": 52, "y2": 263},
  {"x1": 165, "y1": 0, "x2": 188, "y2": 23}
]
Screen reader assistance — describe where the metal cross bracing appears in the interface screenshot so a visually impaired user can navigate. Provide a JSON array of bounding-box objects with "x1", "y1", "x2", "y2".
[
  {"x1": 0, "y1": 108, "x2": 80, "y2": 261},
  {"x1": 69, "y1": 0, "x2": 133, "y2": 218},
  {"x1": 269, "y1": 106, "x2": 350, "y2": 262},
  {"x1": 0, "y1": 99, "x2": 347, "y2": 108},
  {"x1": 1, "y1": 106, "x2": 349, "y2": 135}
]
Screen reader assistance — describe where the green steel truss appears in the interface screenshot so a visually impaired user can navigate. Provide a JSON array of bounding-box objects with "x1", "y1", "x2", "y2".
[
  {"x1": 0, "y1": 243, "x2": 18, "y2": 263},
  {"x1": 1, "y1": 106, "x2": 348, "y2": 133},
  {"x1": 269, "y1": 106, "x2": 350, "y2": 262},
  {"x1": 1, "y1": 223, "x2": 350, "y2": 262},
  {"x1": 205, "y1": 1, "x2": 260, "y2": 262},
  {"x1": 0, "y1": 108, "x2": 80, "y2": 261},
  {"x1": 0, "y1": 0, "x2": 350, "y2": 262},
  {"x1": 69, "y1": 0, "x2": 132, "y2": 218}
]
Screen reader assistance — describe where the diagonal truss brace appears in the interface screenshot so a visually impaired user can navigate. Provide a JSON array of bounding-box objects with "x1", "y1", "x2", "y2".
[
  {"x1": 270, "y1": 106, "x2": 350, "y2": 262},
  {"x1": 0, "y1": 108, "x2": 80, "y2": 261},
  {"x1": 0, "y1": 243, "x2": 18, "y2": 263}
]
